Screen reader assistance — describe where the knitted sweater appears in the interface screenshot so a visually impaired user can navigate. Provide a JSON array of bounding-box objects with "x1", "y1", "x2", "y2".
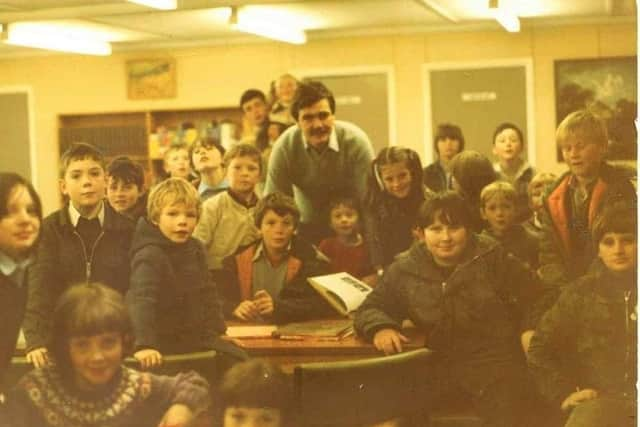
[
  {"x1": 1, "y1": 366, "x2": 210, "y2": 427},
  {"x1": 192, "y1": 190, "x2": 259, "y2": 270}
]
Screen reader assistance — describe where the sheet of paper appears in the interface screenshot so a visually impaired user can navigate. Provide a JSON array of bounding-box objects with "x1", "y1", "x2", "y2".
[{"x1": 226, "y1": 325, "x2": 277, "y2": 338}]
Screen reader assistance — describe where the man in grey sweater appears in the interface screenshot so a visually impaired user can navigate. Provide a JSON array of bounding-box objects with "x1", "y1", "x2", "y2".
[{"x1": 264, "y1": 80, "x2": 374, "y2": 243}]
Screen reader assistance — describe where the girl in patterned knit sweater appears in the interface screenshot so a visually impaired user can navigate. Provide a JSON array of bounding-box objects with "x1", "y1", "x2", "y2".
[{"x1": 1, "y1": 283, "x2": 211, "y2": 427}]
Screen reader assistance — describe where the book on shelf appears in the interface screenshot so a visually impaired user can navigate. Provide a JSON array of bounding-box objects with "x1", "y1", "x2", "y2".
[
  {"x1": 275, "y1": 319, "x2": 354, "y2": 339},
  {"x1": 307, "y1": 272, "x2": 373, "y2": 317}
]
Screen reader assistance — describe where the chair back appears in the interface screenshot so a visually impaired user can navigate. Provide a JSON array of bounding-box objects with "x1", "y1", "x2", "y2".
[
  {"x1": 293, "y1": 348, "x2": 432, "y2": 427},
  {"x1": 124, "y1": 350, "x2": 217, "y2": 385}
]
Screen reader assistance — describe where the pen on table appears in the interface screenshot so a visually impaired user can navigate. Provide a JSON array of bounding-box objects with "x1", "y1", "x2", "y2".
[{"x1": 341, "y1": 329, "x2": 355, "y2": 339}]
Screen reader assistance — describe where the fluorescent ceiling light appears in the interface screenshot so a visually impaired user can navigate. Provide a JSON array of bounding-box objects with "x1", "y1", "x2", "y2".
[
  {"x1": 492, "y1": 9, "x2": 520, "y2": 32},
  {"x1": 230, "y1": 7, "x2": 307, "y2": 45},
  {"x1": 127, "y1": 0, "x2": 177, "y2": 10},
  {"x1": 3, "y1": 22, "x2": 112, "y2": 55},
  {"x1": 489, "y1": 0, "x2": 520, "y2": 32}
]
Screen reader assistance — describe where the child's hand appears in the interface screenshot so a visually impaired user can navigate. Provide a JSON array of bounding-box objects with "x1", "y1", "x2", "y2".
[
  {"x1": 157, "y1": 403, "x2": 194, "y2": 427},
  {"x1": 360, "y1": 273, "x2": 378, "y2": 287},
  {"x1": 26, "y1": 347, "x2": 50, "y2": 368},
  {"x1": 561, "y1": 388, "x2": 598, "y2": 411},
  {"x1": 253, "y1": 290, "x2": 274, "y2": 316},
  {"x1": 233, "y1": 300, "x2": 261, "y2": 321},
  {"x1": 134, "y1": 348, "x2": 163, "y2": 369},
  {"x1": 373, "y1": 328, "x2": 409, "y2": 355}
]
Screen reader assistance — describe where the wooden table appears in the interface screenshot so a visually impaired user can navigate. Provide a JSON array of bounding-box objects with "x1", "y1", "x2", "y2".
[{"x1": 223, "y1": 320, "x2": 425, "y2": 372}]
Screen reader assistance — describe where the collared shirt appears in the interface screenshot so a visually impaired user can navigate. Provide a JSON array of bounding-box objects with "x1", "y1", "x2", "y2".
[
  {"x1": 68, "y1": 200, "x2": 105, "y2": 227},
  {"x1": 301, "y1": 127, "x2": 340, "y2": 152},
  {"x1": 568, "y1": 174, "x2": 597, "y2": 210},
  {"x1": 198, "y1": 178, "x2": 229, "y2": 201},
  {"x1": 251, "y1": 241, "x2": 290, "y2": 298},
  {"x1": 0, "y1": 251, "x2": 33, "y2": 288},
  {"x1": 567, "y1": 174, "x2": 597, "y2": 268}
]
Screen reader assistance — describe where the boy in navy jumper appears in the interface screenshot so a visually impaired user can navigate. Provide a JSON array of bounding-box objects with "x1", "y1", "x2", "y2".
[
  {"x1": 127, "y1": 178, "x2": 226, "y2": 368},
  {"x1": 23, "y1": 142, "x2": 134, "y2": 368}
]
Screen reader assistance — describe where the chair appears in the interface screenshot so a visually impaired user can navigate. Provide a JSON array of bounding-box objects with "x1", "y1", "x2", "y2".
[
  {"x1": 124, "y1": 350, "x2": 217, "y2": 385},
  {"x1": 293, "y1": 348, "x2": 433, "y2": 427}
]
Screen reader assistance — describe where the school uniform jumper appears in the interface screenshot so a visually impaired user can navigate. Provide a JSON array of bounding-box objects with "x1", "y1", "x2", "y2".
[{"x1": 318, "y1": 236, "x2": 374, "y2": 279}]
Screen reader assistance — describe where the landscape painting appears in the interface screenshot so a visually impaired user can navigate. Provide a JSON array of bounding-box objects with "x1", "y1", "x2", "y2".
[{"x1": 555, "y1": 56, "x2": 637, "y2": 161}]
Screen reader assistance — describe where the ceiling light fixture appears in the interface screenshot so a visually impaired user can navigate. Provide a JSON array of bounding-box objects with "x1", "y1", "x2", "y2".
[
  {"x1": 489, "y1": 0, "x2": 520, "y2": 32},
  {"x1": 229, "y1": 6, "x2": 307, "y2": 45},
  {"x1": 126, "y1": 0, "x2": 177, "y2": 10},
  {"x1": 2, "y1": 22, "x2": 112, "y2": 55}
]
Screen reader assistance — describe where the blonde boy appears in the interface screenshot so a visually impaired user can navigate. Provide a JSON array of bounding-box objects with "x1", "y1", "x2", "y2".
[
  {"x1": 127, "y1": 177, "x2": 225, "y2": 367},
  {"x1": 164, "y1": 143, "x2": 191, "y2": 180},
  {"x1": 23, "y1": 142, "x2": 134, "y2": 368},
  {"x1": 538, "y1": 109, "x2": 636, "y2": 286},
  {"x1": 480, "y1": 181, "x2": 538, "y2": 269},
  {"x1": 193, "y1": 143, "x2": 262, "y2": 276}
]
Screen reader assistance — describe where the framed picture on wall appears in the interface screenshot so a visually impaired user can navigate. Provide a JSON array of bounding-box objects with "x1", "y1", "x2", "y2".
[
  {"x1": 554, "y1": 56, "x2": 637, "y2": 161},
  {"x1": 126, "y1": 58, "x2": 177, "y2": 100}
]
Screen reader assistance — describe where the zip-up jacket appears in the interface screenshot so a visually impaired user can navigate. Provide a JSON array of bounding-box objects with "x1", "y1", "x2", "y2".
[
  {"x1": 220, "y1": 237, "x2": 335, "y2": 323},
  {"x1": 538, "y1": 163, "x2": 636, "y2": 286},
  {"x1": 23, "y1": 203, "x2": 134, "y2": 351},
  {"x1": 354, "y1": 234, "x2": 552, "y2": 391},
  {"x1": 528, "y1": 262, "x2": 637, "y2": 408},
  {"x1": 127, "y1": 217, "x2": 226, "y2": 353}
]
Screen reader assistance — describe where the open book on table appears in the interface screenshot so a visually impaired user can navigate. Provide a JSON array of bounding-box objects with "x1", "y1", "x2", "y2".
[{"x1": 307, "y1": 272, "x2": 373, "y2": 317}]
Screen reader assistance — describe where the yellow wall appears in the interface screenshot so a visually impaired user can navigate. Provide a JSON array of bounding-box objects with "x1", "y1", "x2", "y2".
[{"x1": 0, "y1": 21, "x2": 636, "y2": 214}]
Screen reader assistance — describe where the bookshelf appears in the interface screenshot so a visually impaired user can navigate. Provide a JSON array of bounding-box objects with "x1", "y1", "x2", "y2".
[{"x1": 58, "y1": 107, "x2": 242, "y2": 184}]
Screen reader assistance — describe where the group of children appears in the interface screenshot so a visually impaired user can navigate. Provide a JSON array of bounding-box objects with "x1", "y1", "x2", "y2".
[{"x1": 0, "y1": 97, "x2": 635, "y2": 427}]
